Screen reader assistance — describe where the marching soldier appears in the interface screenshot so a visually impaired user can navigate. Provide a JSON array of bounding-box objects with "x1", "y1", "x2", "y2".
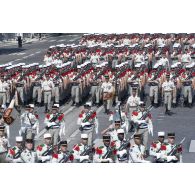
[
  {"x1": 101, "y1": 75, "x2": 114, "y2": 114},
  {"x1": 90, "y1": 52, "x2": 100, "y2": 65},
  {"x1": 93, "y1": 134, "x2": 117, "y2": 163},
  {"x1": 36, "y1": 133, "x2": 53, "y2": 163},
  {"x1": 0, "y1": 76, "x2": 9, "y2": 107},
  {"x1": 131, "y1": 102, "x2": 153, "y2": 147},
  {"x1": 31, "y1": 72, "x2": 42, "y2": 106},
  {"x1": 128, "y1": 67, "x2": 141, "y2": 97},
  {"x1": 129, "y1": 133, "x2": 150, "y2": 163},
  {"x1": 20, "y1": 134, "x2": 37, "y2": 163},
  {"x1": 6, "y1": 136, "x2": 24, "y2": 163},
  {"x1": 162, "y1": 73, "x2": 175, "y2": 115},
  {"x1": 44, "y1": 104, "x2": 65, "y2": 145},
  {"x1": 0, "y1": 125, "x2": 9, "y2": 160},
  {"x1": 125, "y1": 87, "x2": 140, "y2": 119},
  {"x1": 181, "y1": 49, "x2": 191, "y2": 67},
  {"x1": 101, "y1": 119, "x2": 121, "y2": 142},
  {"x1": 89, "y1": 68, "x2": 102, "y2": 107},
  {"x1": 77, "y1": 102, "x2": 98, "y2": 133},
  {"x1": 52, "y1": 140, "x2": 74, "y2": 163},
  {"x1": 147, "y1": 66, "x2": 162, "y2": 107},
  {"x1": 133, "y1": 49, "x2": 145, "y2": 65},
  {"x1": 149, "y1": 131, "x2": 165, "y2": 163},
  {"x1": 15, "y1": 74, "x2": 26, "y2": 106},
  {"x1": 41, "y1": 74, "x2": 54, "y2": 113},
  {"x1": 70, "y1": 67, "x2": 82, "y2": 106},
  {"x1": 0, "y1": 105, "x2": 10, "y2": 139},
  {"x1": 109, "y1": 103, "x2": 129, "y2": 133},
  {"x1": 72, "y1": 134, "x2": 92, "y2": 163},
  {"x1": 115, "y1": 129, "x2": 130, "y2": 163},
  {"x1": 171, "y1": 45, "x2": 182, "y2": 63},
  {"x1": 52, "y1": 74, "x2": 62, "y2": 104},
  {"x1": 170, "y1": 64, "x2": 183, "y2": 107},
  {"x1": 20, "y1": 104, "x2": 39, "y2": 142},
  {"x1": 160, "y1": 133, "x2": 183, "y2": 163},
  {"x1": 180, "y1": 65, "x2": 195, "y2": 108}
]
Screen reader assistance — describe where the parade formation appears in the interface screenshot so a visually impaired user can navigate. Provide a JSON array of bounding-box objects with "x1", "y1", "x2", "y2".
[{"x1": 1, "y1": 33, "x2": 195, "y2": 163}]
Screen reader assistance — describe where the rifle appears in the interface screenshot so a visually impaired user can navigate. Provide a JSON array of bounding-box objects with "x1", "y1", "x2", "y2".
[
  {"x1": 73, "y1": 63, "x2": 92, "y2": 81},
  {"x1": 117, "y1": 102, "x2": 122, "y2": 123},
  {"x1": 130, "y1": 105, "x2": 153, "y2": 131},
  {"x1": 33, "y1": 70, "x2": 45, "y2": 84},
  {"x1": 118, "y1": 140, "x2": 130, "y2": 151},
  {"x1": 184, "y1": 69, "x2": 194, "y2": 81},
  {"x1": 113, "y1": 63, "x2": 128, "y2": 82},
  {"x1": 150, "y1": 66, "x2": 164, "y2": 82},
  {"x1": 13, "y1": 149, "x2": 22, "y2": 159},
  {"x1": 171, "y1": 66, "x2": 182, "y2": 80},
  {"x1": 167, "y1": 137, "x2": 185, "y2": 156},
  {"x1": 131, "y1": 69, "x2": 140, "y2": 81},
  {"x1": 102, "y1": 146, "x2": 114, "y2": 159},
  {"x1": 139, "y1": 105, "x2": 153, "y2": 120},
  {"x1": 45, "y1": 113, "x2": 62, "y2": 130},
  {"x1": 59, "y1": 151, "x2": 73, "y2": 163},
  {"x1": 41, "y1": 141, "x2": 61, "y2": 157},
  {"x1": 93, "y1": 66, "x2": 109, "y2": 81},
  {"x1": 80, "y1": 146, "x2": 93, "y2": 156},
  {"x1": 82, "y1": 110, "x2": 97, "y2": 123}
]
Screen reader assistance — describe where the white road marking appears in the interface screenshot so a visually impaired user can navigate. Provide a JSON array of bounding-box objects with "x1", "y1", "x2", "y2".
[
  {"x1": 35, "y1": 51, "x2": 41, "y2": 54},
  {"x1": 68, "y1": 37, "x2": 80, "y2": 42},
  {"x1": 157, "y1": 119, "x2": 164, "y2": 121},
  {"x1": 157, "y1": 115, "x2": 165, "y2": 118},
  {"x1": 28, "y1": 54, "x2": 34, "y2": 57},
  {"x1": 70, "y1": 129, "x2": 80, "y2": 138},
  {"x1": 48, "y1": 40, "x2": 56, "y2": 42},
  {"x1": 57, "y1": 39, "x2": 65, "y2": 42},
  {"x1": 8, "y1": 52, "x2": 26, "y2": 56},
  {"x1": 13, "y1": 59, "x2": 21, "y2": 61},
  {"x1": 64, "y1": 106, "x2": 75, "y2": 114}
]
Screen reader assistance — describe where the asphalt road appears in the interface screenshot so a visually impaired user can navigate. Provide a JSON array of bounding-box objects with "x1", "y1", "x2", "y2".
[{"x1": 1, "y1": 34, "x2": 195, "y2": 163}]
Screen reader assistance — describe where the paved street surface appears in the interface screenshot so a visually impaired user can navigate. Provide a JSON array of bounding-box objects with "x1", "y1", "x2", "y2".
[{"x1": 1, "y1": 34, "x2": 195, "y2": 163}]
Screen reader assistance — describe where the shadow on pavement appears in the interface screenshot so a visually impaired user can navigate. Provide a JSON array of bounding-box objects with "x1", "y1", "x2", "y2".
[{"x1": 0, "y1": 47, "x2": 26, "y2": 55}]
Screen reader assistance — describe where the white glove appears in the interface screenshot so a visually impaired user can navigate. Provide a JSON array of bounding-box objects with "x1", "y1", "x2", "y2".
[
  {"x1": 81, "y1": 122, "x2": 91, "y2": 127},
  {"x1": 107, "y1": 158, "x2": 113, "y2": 163},
  {"x1": 47, "y1": 122, "x2": 56, "y2": 127},
  {"x1": 32, "y1": 124, "x2": 37, "y2": 130},
  {"x1": 166, "y1": 156, "x2": 178, "y2": 162},
  {"x1": 101, "y1": 158, "x2": 111, "y2": 163},
  {"x1": 117, "y1": 150, "x2": 126, "y2": 158},
  {"x1": 20, "y1": 127, "x2": 26, "y2": 134},
  {"x1": 155, "y1": 153, "x2": 163, "y2": 159},
  {"x1": 42, "y1": 156, "x2": 51, "y2": 162},
  {"x1": 142, "y1": 160, "x2": 151, "y2": 163},
  {"x1": 79, "y1": 155, "x2": 89, "y2": 162},
  {"x1": 13, "y1": 158, "x2": 23, "y2": 163},
  {"x1": 137, "y1": 120, "x2": 146, "y2": 124}
]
